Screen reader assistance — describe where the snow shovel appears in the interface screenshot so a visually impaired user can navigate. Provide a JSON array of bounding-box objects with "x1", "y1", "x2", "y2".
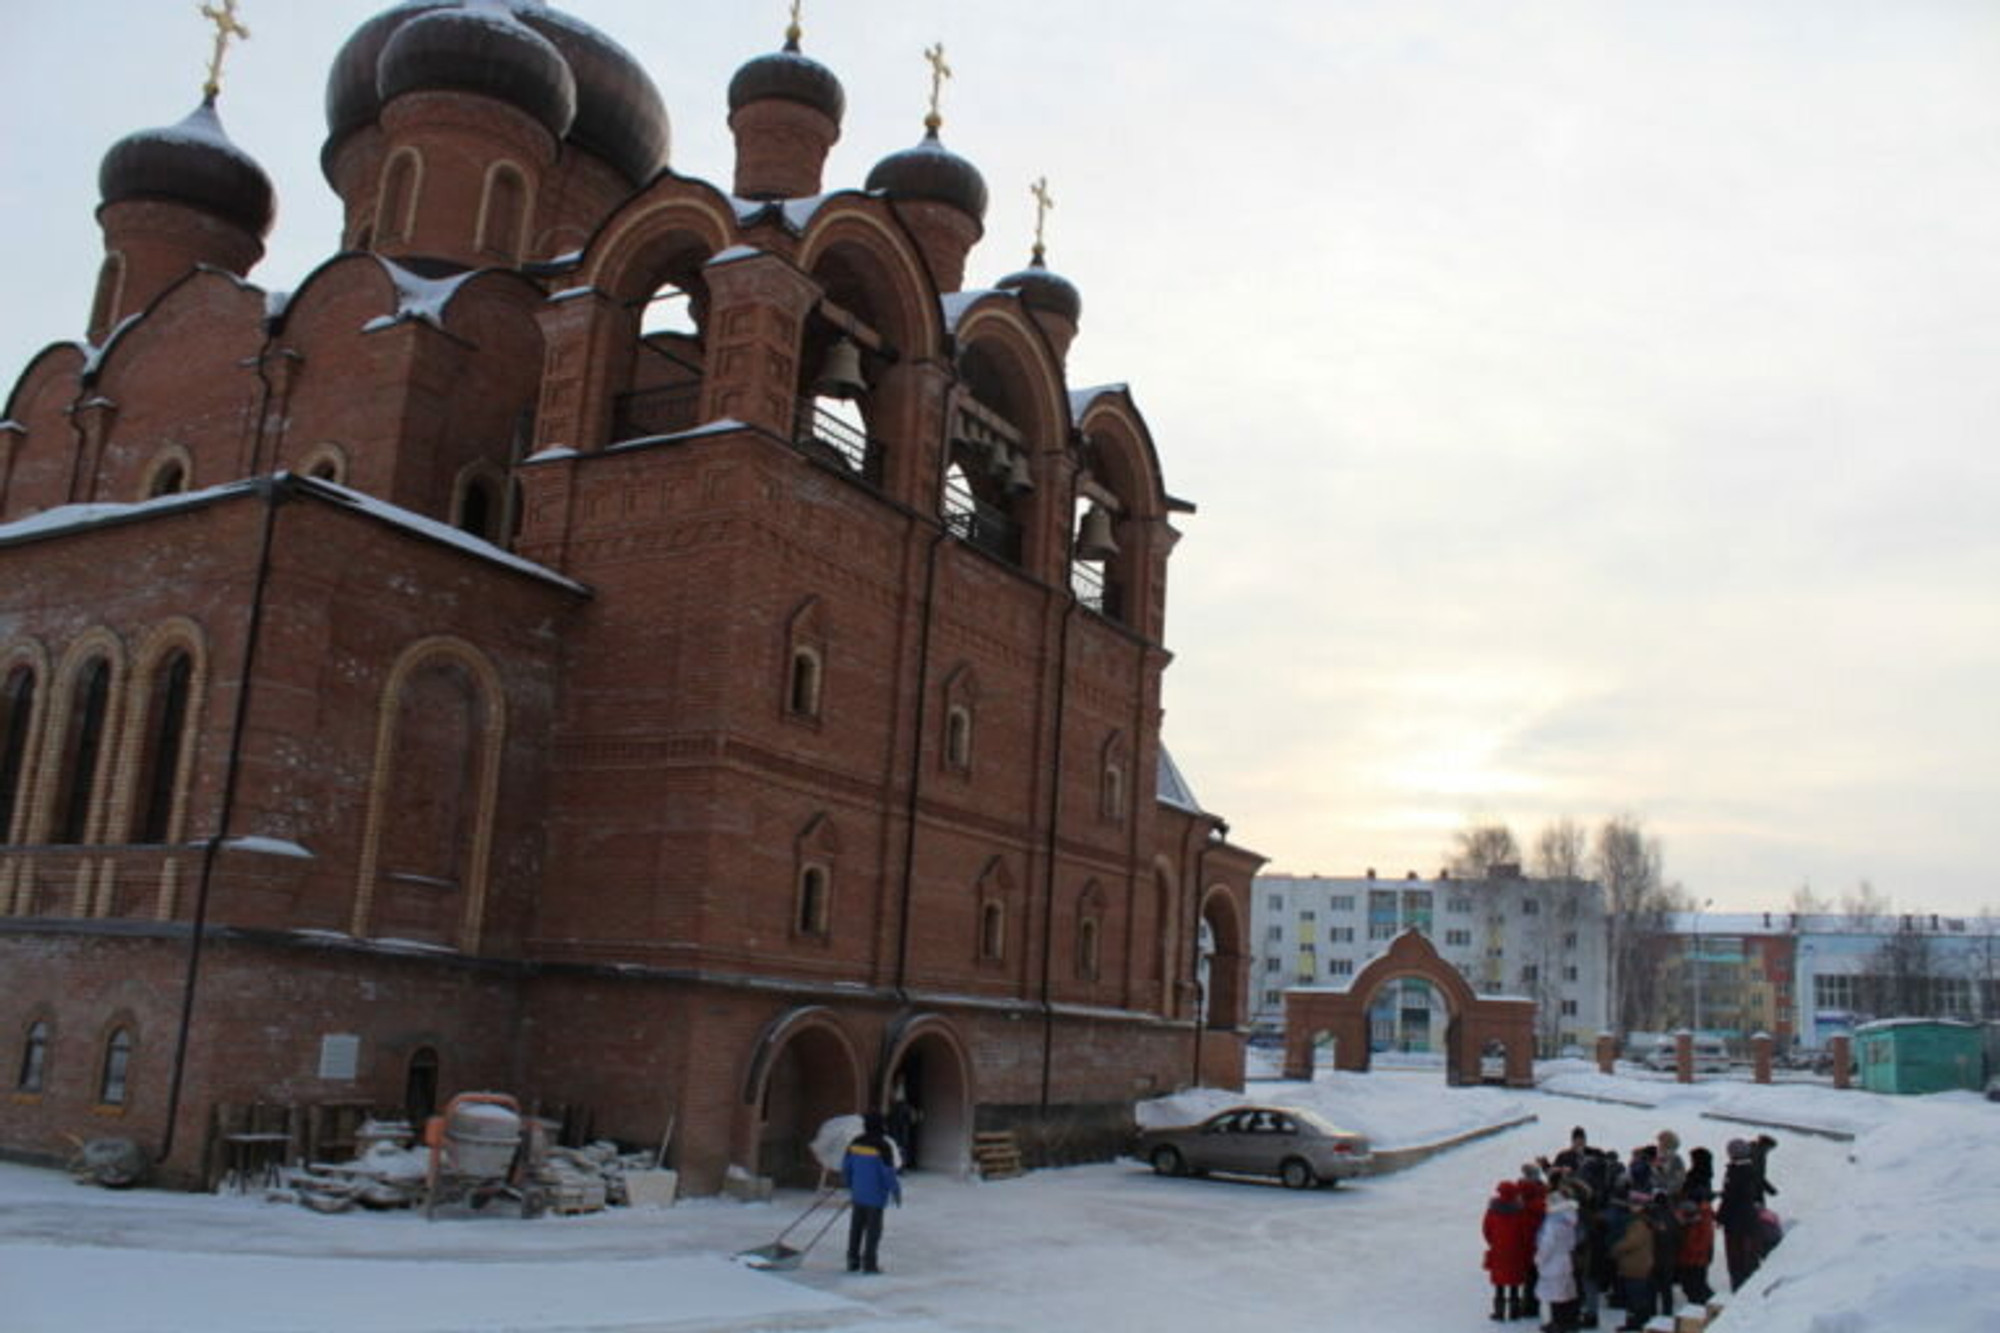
[{"x1": 735, "y1": 1186, "x2": 849, "y2": 1271}]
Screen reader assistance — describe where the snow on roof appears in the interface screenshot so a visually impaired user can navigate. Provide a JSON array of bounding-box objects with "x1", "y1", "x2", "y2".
[
  {"x1": 0, "y1": 478, "x2": 259, "y2": 546},
  {"x1": 729, "y1": 193, "x2": 840, "y2": 231},
  {"x1": 362, "y1": 257, "x2": 480, "y2": 332},
  {"x1": 1156, "y1": 746, "x2": 1203, "y2": 813},
  {"x1": 940, "y1": 289, "x2": 1000, "y2": 333},
  {"x1": 605, "y1": 418, "x2": 749, "y2": 452},
  {"x1": 1068, "y1": 383, "x2": 1131, "y2": 424},
  {"x1": 131, "y1": 100, "x2": 264, "y2": 173},
  {"x1": 221, "y1": 836, "x2": 314, "y2": 859},
  {"x1": 707, "y1": 245, "x2": 764, "y2": 267},
  {"x1": 80, "y1": 313, "x2": 143, "y2": 376},
  {"x1": 298, "y1": 475, "x2": 587, "y2": 592}
]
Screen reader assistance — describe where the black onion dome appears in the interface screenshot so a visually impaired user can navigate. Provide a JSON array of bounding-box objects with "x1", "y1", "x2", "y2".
[
  {"x1": 997, "y1": 257, "x2": 1082, "y2": 324},
  {"x1": 378, "y1": 4, "x2": 578, "y2": 139},
  {"x1": 865, "y1": 130, "x2": 988, "y2": 221},
  {"x1": 100, "y1": 99, "x2": 277, "y2": 238},
  {"x1": 324, "y1": 2, "x2": 668, "y2": 185},
  {"x1": 728, "y1": 43, "x2": 846, "y2": 123}
]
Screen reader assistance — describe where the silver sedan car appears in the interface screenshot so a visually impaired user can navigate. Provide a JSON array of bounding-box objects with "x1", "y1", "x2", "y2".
[{"x1": 1132, "y1": 1105, "x2": 1372, "y2": 1189}]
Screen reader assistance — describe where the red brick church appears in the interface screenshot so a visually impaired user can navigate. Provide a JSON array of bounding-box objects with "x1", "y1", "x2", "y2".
[{"x1": 0, "y1": 2, "x2": 1260, "y2": 1192}]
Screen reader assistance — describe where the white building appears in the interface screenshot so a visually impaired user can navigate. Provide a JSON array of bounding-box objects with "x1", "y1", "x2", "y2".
[{"x1": 1252, "y1": 868, "x2": 1609, "y2": 1055}]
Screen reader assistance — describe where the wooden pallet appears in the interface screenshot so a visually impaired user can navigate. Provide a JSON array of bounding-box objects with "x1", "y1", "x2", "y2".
[{"x1": 972, "y1": 1131, "x2": 1024, "y2": 1180}]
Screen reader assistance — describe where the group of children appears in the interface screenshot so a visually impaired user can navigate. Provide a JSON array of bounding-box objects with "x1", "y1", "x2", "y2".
[{"x1": 1481, "y1": 1126, "x2": 1782, "y2": 1331}]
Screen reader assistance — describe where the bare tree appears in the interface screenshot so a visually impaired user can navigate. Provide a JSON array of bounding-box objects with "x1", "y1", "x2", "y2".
[
  {"x1": 1842, "y1": 879, "x2": 1891, "y2": 930},
  {"x1": 1595, "y1": 816, "x2": 1677, "y2": 1036},
  {"x1": 1857, "y1": 919, "x2": 1934, "y2": 1019},
  {"x1": 1531, "y1": 820, "x2": 1589, "y2": 883},
  {"x1": 1447, "y1": 821, "x2": 1521, "y2": 879},
  {"x1": 1789, "y1": 881, "x2": 1829, "y2": 918}
]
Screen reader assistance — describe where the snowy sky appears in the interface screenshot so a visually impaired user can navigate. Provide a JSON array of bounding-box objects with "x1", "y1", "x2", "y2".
[{"x1": 3, "y1": 1, "x2": 1997, "y2": 916}]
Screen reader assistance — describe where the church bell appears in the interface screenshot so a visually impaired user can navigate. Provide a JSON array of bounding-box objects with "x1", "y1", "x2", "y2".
[
  {"x1": 1005, "y1": 449, "x2": 1035, "y2": 493},
  {"x1": 813, "y1": 336, "x2": 867, "y2": 400},
  {"x1": 1075, "y1": 504, "x2": 1119, "y2": 562}
]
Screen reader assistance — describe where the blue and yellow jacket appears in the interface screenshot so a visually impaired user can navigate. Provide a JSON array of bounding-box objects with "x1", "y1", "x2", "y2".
[{"x1": 843, "y1": 1134, "x2": 902, "y2": 1208}]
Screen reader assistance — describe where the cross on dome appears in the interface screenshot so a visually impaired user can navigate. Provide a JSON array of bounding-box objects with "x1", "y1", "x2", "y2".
[
  {"x1": 1031, "y1": 177, "x2": 1056, "y2": 264},
  {"x1": 199, "y1": 0, "x2": 250, "y2": 101},
  {"x1": 924, "y1": 42, "x2": 952, "y2": 132}
]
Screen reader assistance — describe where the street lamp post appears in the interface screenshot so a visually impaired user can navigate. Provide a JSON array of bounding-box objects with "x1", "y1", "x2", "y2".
[{"x1": 1693, "y1": 899, "x2": 1713, "y2": 1037}]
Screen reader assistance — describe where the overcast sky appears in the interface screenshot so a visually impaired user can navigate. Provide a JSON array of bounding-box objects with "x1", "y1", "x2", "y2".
[{"x1": 3, "y1": 1, "x2": 1996, "y2": 916}]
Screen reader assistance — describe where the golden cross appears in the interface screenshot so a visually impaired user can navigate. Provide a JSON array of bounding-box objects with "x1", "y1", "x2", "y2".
[
  {"x1": 924, "y1": 42, "x2": 952, "y2": 131},
  {"x1": 786, "y1": 0, "x2": 803, "y2": 46},
  {"x1": 199, "y1": 0, "x2": 250, "y2": 100},
  {"x1": 1031, "y1": 177, "x2": 1056, "y2": 262}
]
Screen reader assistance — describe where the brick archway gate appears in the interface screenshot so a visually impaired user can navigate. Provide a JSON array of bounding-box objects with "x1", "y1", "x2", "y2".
[{"x1": 1281, "y1": 929, "x2": 1536, "y2": 1087}]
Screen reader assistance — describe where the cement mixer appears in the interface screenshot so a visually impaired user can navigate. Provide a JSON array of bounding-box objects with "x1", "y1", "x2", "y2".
[{"x1": 421, "y1": 1092, "x2": 547, "y2": 1219}]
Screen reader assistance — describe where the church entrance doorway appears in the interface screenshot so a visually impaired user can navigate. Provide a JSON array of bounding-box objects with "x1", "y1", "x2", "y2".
[{"x1": 882, "y1": 1017, "x2": 972, "y2": 1176}]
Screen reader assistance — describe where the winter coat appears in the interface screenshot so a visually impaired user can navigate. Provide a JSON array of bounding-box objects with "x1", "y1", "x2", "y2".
[
  {"x1": 1611, "y1": 1212, "x2": 1655, "y2": 1280},
  {"x1": 1717, "y1": 1160, "x2": 1766, "y2": 1232},
  {"x1": 1483, "y1": 1191, "x2": 1536, "y2": 1286},
  {"x1": 1677, "y1": 1201, "x2": 1716, "y2": 1266},
  {"x1": 842, "y1": 1132, "x2": 902, "y2": 1209},
  {"x1": 1534, "y1": 1198, "x2": 1581, "y2": 1305}
]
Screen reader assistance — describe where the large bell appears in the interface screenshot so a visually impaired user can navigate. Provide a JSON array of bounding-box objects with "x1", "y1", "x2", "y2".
[
  {"x1": 813, "y1": 336, "x2": 867, "y2": 400},
  {"x1": 1075, "y1": 504, "x2": 1119, "y2": 562}
]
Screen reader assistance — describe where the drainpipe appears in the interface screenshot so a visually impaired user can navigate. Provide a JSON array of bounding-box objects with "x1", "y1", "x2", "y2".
[
  {"x1": 893, "y1": 375, "x2": 961, "y2": 1001},
  {"x1": 1036, "y1": 453, "x2": 1087, "y2": 1109},
  {"x1": 159, "y1": 348, "x2": 286, "y2": 1161}
]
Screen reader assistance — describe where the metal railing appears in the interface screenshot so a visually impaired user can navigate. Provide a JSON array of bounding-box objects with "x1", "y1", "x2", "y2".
[
  {"x1": 794, "y1": 399, "x2": 883, "y2": 482},
  {"x1": 943, "y1": 472, "x2": 1022, "y2": 564}
]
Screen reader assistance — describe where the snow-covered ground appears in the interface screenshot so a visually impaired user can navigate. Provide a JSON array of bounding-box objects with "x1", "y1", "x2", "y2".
[{"x1": 2, "y1": 1065, "x2": 1994, "y2": 1332}]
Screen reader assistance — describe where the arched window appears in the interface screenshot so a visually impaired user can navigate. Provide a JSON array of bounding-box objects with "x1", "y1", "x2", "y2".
[
  {"x1": 377, "y1": 150, "x2": 421, "y2": 244},
  {"x1": 944, "y1": 704, "x2": 972, "y2": 772},
  {"x1": 456, "y1": 476, "x2": 497, "y2": 541},
  {"x1": 979, "y1": 900, "x2": 1006, "y2": 962},
  {"x1": 796, "y1": 864, "x2": 831, "y2": 937},
  {"x1": 478, "y1": 163, "x2": 529, "y2": 261},
  {"x1": 133, "y1": 650, "x2": 193, "y2": 845},
  {"x1": 786, "y1": 647, "x2": 822, "y2": 721},
  {"x1": 99, "y1": 1026, "x2": 133, "y2": 1106},
  {"x1": 0, "y1": 665, "x2": 36, "y2": 843},
  {"x1": 53, "y1": 657, "x2": 112, "y2": 845},
  {"x1": 89, "y1": 253, "x2": 126, "y2": 336},
  {"x1": 145, "y1": 458, "x2": 188, "y2": 499},
  {"x1": 16, "y1": 1020, "x2": 48, "y2": 1093},
  {"x1": 1077, "y1": 917, "x2": 1101, "y2": 982},
  {"x1": 404, "y1": 1046, "x2": 440, "y2": 1124},
  {"x1": 1099, "y1": 735, "x2": 1127, "y2": 826},
  {"x1": 381, "y1": 658, "x2": 481, "y2": 890}
]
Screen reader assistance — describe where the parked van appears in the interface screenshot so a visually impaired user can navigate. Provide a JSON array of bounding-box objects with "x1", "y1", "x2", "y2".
[{"x1": 1644, "y1": 1034, "x2": 1729, "y2": 1073}]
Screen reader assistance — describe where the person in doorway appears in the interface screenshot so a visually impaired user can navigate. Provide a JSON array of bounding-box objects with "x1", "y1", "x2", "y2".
[
  {"x1": 885, "y1": 1089, "x2": 918, "y2": 1170},
  {"x1": 843, "y1": 1112, "x2": 903, "y2": 1275}
]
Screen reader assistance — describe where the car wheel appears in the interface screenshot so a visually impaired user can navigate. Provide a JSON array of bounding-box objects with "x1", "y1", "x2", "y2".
[
  {"x1": 1280, "y1": 1157, "x2": 1316, "y2": 1190},
  {"x1": 1150, "y1": 1145, "x2": 1185, "y2": 1177}
]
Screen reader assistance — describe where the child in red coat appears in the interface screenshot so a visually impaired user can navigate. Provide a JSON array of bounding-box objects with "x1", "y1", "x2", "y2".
[
  {"x1": 1674, "y1": 1195, "x2": 1717, "y2": 1305},
  {"x1": 1484, "y1": 1180, "x2": 1537, "y2": 1320}
]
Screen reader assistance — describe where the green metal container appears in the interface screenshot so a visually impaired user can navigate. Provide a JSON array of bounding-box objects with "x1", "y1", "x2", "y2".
[{"x1": 1854, "y1": 1019, "x2": 1985, "y2": 1095}]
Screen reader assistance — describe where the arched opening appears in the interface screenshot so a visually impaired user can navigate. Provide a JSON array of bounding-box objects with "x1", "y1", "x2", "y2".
[
  {"x1": 377, "y1": 150, "x2": 421, "y2": 245},
  {"x1": 404, "y1": 1046, "x2": 440, "y2": 1124},
  {"x1": 52, "y1": 656, "x2": 113, "y2": 845},
  {"x1": 611, "y1": 235, "x2": 713, "y2": 444},
  {"x1": 1311, "y1": 1027, "x2": 1338, "y2": 1076},
  {"x1": 99, "y1": 1026, "x2": 133, "y2": 1106},
  {"x1": 979, "y1": 900, "x2": 1006, "y2": 962},
  {"x1": 17, "y1": 1020, "x2": 49, "y2": 1093},
  {"x1": 374, "y1": 657, "x2": 483, "y2": 942},
  {"x1": 796, "y1": 863, "x2": 831, "y2": 937},
  {"x1": 0, "y1": 665, "x2": 37, "y2": 843},
  {"x1": 796, "y1": 244, "x2": 907, "y2": 485},
  {"x1": 1197, "y1": 888, "x2": 1246, "y2": 1031},
  {"x1": 89, "y1": 252, "x2": 127, "y2": 337},
  {"x1": 786, "y1": 648, "x2": 822, "y2": 720},
  {"x1": 883, "y1": 1022, "x2": 973, "y2": 1177},
  {"x1": 1369, "y1": 975, "x2": 1450, "y2": 1064},
  {"x1": 945, "y1": 342, "x2": 1038, "y2": 568},
  {"x1": 144, "y1": 457, "x2": 188, "y2": 499},
  {"x1": 456, "y1": 474, "x2": 498, "y2": 541},
  {"x1": 477, "y1": 163, "x2": 529, "y2": 262},
  {"x1": 131, "y1": 649, "x2": 193, "y2": 845},
  {"x1": 754, "y1": 1021, "x2": 862, "y2": 1188},
  {"x1": 943, "y1": 704, "x2": 972, "y2": 771}
]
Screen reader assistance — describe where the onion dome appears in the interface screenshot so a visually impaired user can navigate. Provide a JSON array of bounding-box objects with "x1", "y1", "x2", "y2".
[
  {"x1": 378, "y1": 4, "x2": 578, "y2": 139},
  {"x1": 99, "y1": 97, "x2": 276, "y2": 238},
  {"x1": 865, "y1": 129, "x2": 988, "y2": 222},
  {"x1": 728, "y1": 33, "x2": 845, "y2": 124},
  {"x1": 324, "y1": 2, "x2": 669, "y2": 185},
  {"x1": 997, "y1": 252, "x2": 1081, "y2": 324}
]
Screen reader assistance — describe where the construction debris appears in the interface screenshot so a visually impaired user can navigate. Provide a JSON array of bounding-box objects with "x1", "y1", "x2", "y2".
[{"x1": 68, "y1": 1137, "x2": 150, "y2": 1189}]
